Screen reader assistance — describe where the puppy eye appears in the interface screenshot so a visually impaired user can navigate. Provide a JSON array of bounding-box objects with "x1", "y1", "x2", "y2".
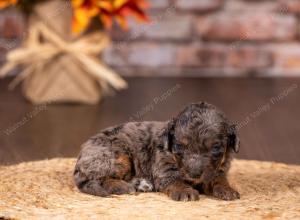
[
  {"x1": 211, "y1": 144, "x2": 222, "y2": 154},
  {"x1": 173, "y1": 143, "x2": 183, "y2": 154}
]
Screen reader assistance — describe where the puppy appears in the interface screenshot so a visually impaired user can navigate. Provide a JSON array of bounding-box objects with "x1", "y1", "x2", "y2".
[{"x1": 74, "y1": 102, "x2": 240, "y2": 201}]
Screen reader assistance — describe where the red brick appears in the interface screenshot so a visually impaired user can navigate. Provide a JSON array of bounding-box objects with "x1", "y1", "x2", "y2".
[
  {"x1": 2, "y1": 17, "x2": 24, "y2": 39},
  {"x1": 225, "y1": 0, "x2": 277, "y2": 12},
  {"x1": 102, "y1": 44, "x2": 129, "y2": 67},
  {"x1": 176, "y1": 0, "x2": 224, "y2": 11},
  {"x1": 196, "y1": 13, "x2": 297, "y2": 41},
  {"x1": 0, "y1": 9, "x2": 24, "y2": 39},
  {"x1": 227, "y1": 45, "x2": 273, "y2": 68},
  {"x1": 130, "y1": 14, "x2": 192, "y2": 40},
  {"x1": 278, "y1": 0, "x2": 300, "y2": 13},
  {"x1": 128, "y1": 43, "x2": 176, "y2": 67},
  {"x1": 269, "y1": 44, "x2": 300, "y2": 69},
  {"x1": 176, "y1": 44, "x2": 272, "y2": 68},
  {"x1": 149, "y1": 0, "x2": 170, "y2": 9},
  {"x1": 103, "y1": 43, "x2": 176, "y2": 68},
  {"x1": 176, "y1": 44, "x2": 226, "y2": 67}
]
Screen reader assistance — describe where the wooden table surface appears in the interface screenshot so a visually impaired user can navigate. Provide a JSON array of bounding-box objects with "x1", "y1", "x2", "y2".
[{"x1": 0, "y1": 77, "x2": 299, "y2": 165}]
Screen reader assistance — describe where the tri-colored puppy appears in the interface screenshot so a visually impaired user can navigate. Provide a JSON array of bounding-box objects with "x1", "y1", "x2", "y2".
[{"x1": 74, "y1": 102, "x2": 240, "y2": 201}]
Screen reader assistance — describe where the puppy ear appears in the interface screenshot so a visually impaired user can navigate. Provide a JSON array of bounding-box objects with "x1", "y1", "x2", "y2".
[
  {"x1": 162, "y1": 119, "x2": 176, "y2": 151},
  {"x1": 228, "y1": 124, "x2": 240, "y2": 153}
]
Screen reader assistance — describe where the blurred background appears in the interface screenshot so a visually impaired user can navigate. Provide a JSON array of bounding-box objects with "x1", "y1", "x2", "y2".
[{"x1": 0, "y1": 0, "x2": 299, "y2": 165}]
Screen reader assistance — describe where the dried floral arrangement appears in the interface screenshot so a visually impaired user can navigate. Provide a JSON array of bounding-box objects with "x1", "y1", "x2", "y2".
[
  {"x1": 0, "y1": 0, "x2": 149, "y2": 104},
  {"x1": 0, "y1": 0, "x2": 149, "y2": 33}
]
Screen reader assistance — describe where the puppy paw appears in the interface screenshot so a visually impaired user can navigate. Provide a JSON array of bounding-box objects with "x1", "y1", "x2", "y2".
[
  {"x1": 103, "y1": 179, "x2": 136, "y2": 195},
  {"x1": 213, "y1": 185, "x2": 240, "y2": 201},
  {"x1": 169, "y1": 188, "x2": 200, "y2": 201},
  {"x1": 165, "y1": 182, "x2": 199, "y2": 201},
  {"x1": 130, "y1": 178, "x2": 153, "y2": 192}
]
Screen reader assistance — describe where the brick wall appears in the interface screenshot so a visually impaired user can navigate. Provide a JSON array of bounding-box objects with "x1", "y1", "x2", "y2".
[{"x1": 2, "y1": 0, "x2": 300, "y2": 76}]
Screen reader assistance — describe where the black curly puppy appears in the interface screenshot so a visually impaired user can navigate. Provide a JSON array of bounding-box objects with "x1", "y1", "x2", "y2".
[{"x1": 74, "y1": 102, "x2": 240, "y2": 201}]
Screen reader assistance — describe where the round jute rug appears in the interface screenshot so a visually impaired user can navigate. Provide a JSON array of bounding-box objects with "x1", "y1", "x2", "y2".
[{"x1": 0, "y1": 159, "x2": 299, "y2": 220}]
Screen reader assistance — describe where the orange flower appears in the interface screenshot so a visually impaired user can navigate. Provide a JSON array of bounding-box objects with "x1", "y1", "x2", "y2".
[
  {"x1": 109, "y1": 0, "x2": 149, "y2": 30},
  {"x1": 72, "y1": 0, "x2": 149, "y2": 34},
  {"x1": 72, "y1": 0, "x2": 101, "y2": 34},
  {"x1": 0, "y1": 0, "x2": 18, "y2": 9},
  {"x1": 0, "y1": 0, "x2": 149, "y2": 34}
]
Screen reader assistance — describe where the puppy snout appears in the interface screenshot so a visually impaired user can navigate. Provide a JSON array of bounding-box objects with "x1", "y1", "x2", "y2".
[{"x1": 183, "y1": 154, "x2": 204, "y2": 179}]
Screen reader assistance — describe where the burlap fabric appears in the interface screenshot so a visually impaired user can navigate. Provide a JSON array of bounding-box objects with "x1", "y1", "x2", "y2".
[{"x1": 0, "y1": 0, "x2": 127, "y2": 104}]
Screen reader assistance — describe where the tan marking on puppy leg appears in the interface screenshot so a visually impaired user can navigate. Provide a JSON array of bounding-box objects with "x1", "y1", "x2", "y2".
[
  {"x1": 114, "y1": 154, "x2": 132, "y2": 180},
  {"x1": 217, "y1": 147, "x2": 227, "y2": 171}
]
